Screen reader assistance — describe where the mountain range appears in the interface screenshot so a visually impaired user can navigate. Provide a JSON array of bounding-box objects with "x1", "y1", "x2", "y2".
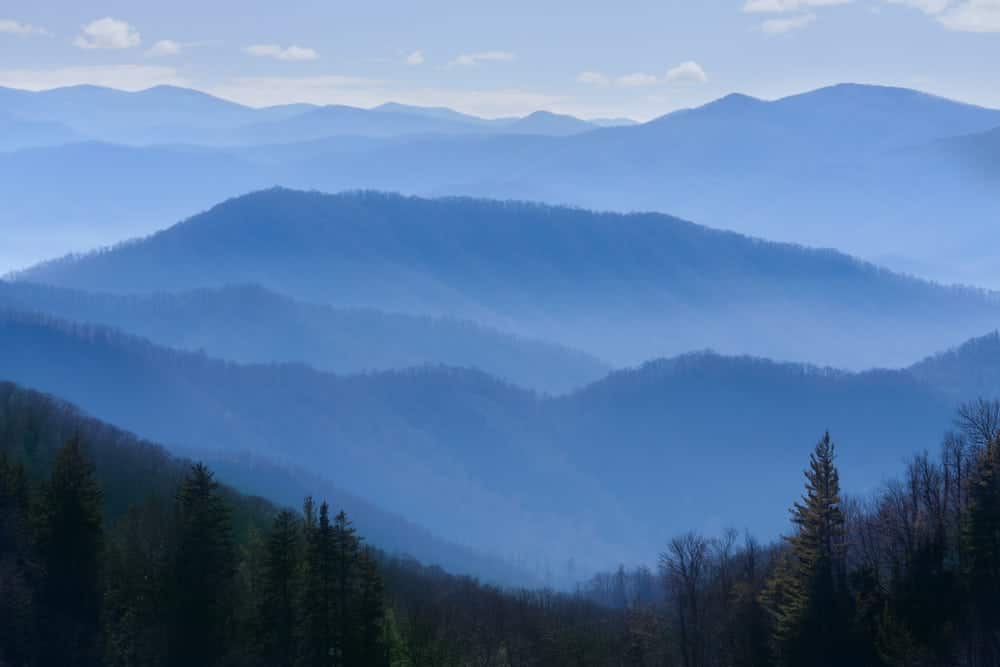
[
  {"x1": 0, "y1": 281, "x2": 607, "y2": 394},
  {"x1": 0, "y1": 83, "x2": 997, "y2": 285},
  {"x1": 14, "y1": 188, "x2": 1000, "y2": 371},
  {"x1": 0, "y1": 306, "x2": 994, "y2": 574}
]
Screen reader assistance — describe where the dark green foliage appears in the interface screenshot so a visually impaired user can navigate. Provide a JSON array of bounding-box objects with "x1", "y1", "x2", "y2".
[
  {"x1": 963, "y1": 437, "x2": 1000, "y2": 664},
  {"x1": 764, "y1": 433, "x2": 857, "y2": 666},
  {"x1": 34, "y1": 436, "x2": 105, "y2": 666},
  {"x1": 168, "y1": 463, "x2": 236, "y2": 667},
  {"x1": 259, "y1": 509, "x2": 301, "y2": 667}
]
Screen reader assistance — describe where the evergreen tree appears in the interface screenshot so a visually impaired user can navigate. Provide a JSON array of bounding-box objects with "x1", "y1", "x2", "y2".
[
  {"x1": 358, "y1": 546, "x2": 387, "y2": 666},
  {"x1": 332, "y1": 510, "x2": 361, "y2": 666},
  {"x1": 34, "y1": 435, "x2": 104, "y2": 667},
  {"x1": 764, "y1": 432, "x2": 854, "y2": 667},
  {"x1": 168, "y1": 463, "x2": 235, "y2": 667},
  {"x1": 299, "y1": 500, "x2": 335, "y2": 667},
  {"x1": 260, "y1": 509, "x2": 302, "y2": 667},
  {"x1": 962, "y1": 437, "x2": 1000, "y2": 664},
  {"x1": 0, "y1": 453, "x2": 38, "y2": 666}
]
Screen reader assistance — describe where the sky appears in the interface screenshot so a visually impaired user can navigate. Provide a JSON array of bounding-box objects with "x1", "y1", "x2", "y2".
[{"x1": 0, "y1": 0, "x2": 997, "y2": 120}]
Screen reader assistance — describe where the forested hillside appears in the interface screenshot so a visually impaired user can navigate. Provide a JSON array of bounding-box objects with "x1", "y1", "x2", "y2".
[
  {"x1": 1, "y1": 308, "x2": 995, "y2": 573},
  {"x1": 16, "y1": 189, "x2": 1000, "y2": 370},
  {"x1": 3, "y1": 380, "x2": 999, "y2": 666},
  {"x1": 0, "y1": 281, "x2": 607, "y2": 394},
  {"x1": 0, "y1": 381, "x2": 625, "y2": 666}
]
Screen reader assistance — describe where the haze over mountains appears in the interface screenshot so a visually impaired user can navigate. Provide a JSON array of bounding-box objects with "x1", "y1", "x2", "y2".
[
  {"x1": 0, "y1": 281, "x2": 608, "y2": 394},
  {"x1": 0, "y1": 82, "x2": 997, "y2": 285},
  {"x1": 2, "y1": 78, "x2": 999, "y2": 590},
  {"x1": 0, "y1": 306, "x2": 995, "y2": 575},
  {"x1": 15, "y1": 189, "x2": 1000, "y2": 371}
]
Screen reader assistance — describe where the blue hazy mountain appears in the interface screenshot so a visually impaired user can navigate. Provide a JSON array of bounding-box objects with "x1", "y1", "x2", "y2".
[
  {"x1": 0, "y1": 110, "x2": 80, "y2": 151},
  {"x1": 0, "y1": 308, "x2": 994, "y2": 573},
  {"x1": 0, "y1": 83, "x2": 601, "y2": 147},
  {"x1": 0, "y1": 378, "x2": 534, "y2": 585},
  {"x1": 15, "y1": 189, "x2": 1000, "y2": 370},
  {"x1": 0, "y1": 281, "x2": 608, "y2": 394},
  {"x1": 2, "y1": 83, "x2": 996, "y2": 284}
]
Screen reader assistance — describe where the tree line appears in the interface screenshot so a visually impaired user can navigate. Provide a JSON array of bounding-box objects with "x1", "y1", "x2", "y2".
[
  {"x1": 579, "y1": 400, "x2": 1000, "y2": 666},
  {"x1": 2, "y1": 379, "x2": 1000, "y2": 665}
]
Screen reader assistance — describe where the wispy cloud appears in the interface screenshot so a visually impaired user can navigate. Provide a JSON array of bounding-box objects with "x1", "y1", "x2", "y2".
[
  {"x1": 617, "y1": 72, "x2": 659, "y2": 87},
  {"x1": 0, "y1": 19, "x2": 50, "y2": 36},
  {"x1": 883, "y1": 0, "x2": 1000, "y2": 32},
  {"x1": 244, "y1": 44, "x2": 319, "y2": 61},
  {"x1": 580, "y1": 62, "x2": 708, "y2": 88},
  {"x1": 405, "y1": 50, "x2": 425, "y2": 66},
  {"x1": 576, "y1": 71, "x2": 611, "y2": 86},
  {"x1": 73, "y1": 17, "x2": 140, "y2": 50},
  {"x1": 938, "y1": 0, "x2": 1000, "y2": 32},
  {"x1": 744, "y1": 0, "x2": 851, "y2": 11},
  {"x1": 449, "y1": 51, "x2": 516, "y2": 67},
  {"x1": 0, "y1": 65, "x2": 187, "y2": 91},
  {"x1": 761, "y1": 12, "x2": 819, "y2": 32},
  {"x1": 145, "y1": 40, "x2": 182, "y2": 57},
  {"x1": 666, "y1": 61, "x2": 709, "y2": 84}
]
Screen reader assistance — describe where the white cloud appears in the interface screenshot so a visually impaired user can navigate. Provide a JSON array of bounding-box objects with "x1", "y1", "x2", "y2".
[
  {"x1": 939, "y1": 0, "x2": 1000, "y2": 31},
  {"x1": 744, "y1": 0, "x2": 851, "y2": 11},
  {"x1": 617, "y1": 72, "x2": 659, "y2": 87},
  {"x1": 761, "y1": 12, "x2": 819, "y2": 31},
  {"x1": 245, "y1": 44, "x2": 319, "y2": 61},
  {"x1": 884, "y1": 0, "x2": 952, "y2": 13},
  {"x1": 208, "y1": 76, "x2": 564, "y2": 116},
  {"x1": 577, "y1": 71, "x2": 611, "y2": 86},
  {"x1": 0, "y1": 19, "x2": 49, "y2": 36},
  {"x1": 883, "y1": 0, "x2": 1000, "y2": 32},
  {"x1": 145, "y1": 39, "x2": 182, "y2": 57},
  {"x1": 405, "y1": 50, "x2": 425, "y2": 65},
  {"x1": 73, "y1": 17, "x2": 140, "y2": 49},
  {"x1": 450, "y1": 51, "x2": 516, "y2": 66},
  {"x1": 0, "y1": 65, "x2": 187, "y2": 91},
  {"x1": 666, "y1": 61, "x2": 709, "y2": 84}
]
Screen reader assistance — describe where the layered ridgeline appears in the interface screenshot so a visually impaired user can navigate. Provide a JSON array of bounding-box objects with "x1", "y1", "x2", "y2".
[
  {"x1": 0, "y1": 282, "x2": 607, "y2": 394},
  {"x1": 15, "y1": 189, "x2": 1000, "y2": 370},
  {"x1": 0, "y1": 84, "x2": 604, "y2": 147},
  {"x1": 2, "y1": 84, "x2": 998, "y2": 284},
  {"x1": 1, "y1": 307, "x2": 996, "y2": 573}
]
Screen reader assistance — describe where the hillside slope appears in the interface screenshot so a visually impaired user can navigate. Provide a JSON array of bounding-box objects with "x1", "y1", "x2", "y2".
[
  {"x1": 0, "y1": 281, "x2": 608, "y2": 394},
  {"x1": 1, "y1": 309, "x2": 994, "y2": 570},
  {"x1": 16, "y1": 189, "x2": 1000, "y2": 369}
]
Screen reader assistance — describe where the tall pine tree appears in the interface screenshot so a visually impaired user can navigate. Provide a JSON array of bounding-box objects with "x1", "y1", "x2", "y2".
[
  {"x1": 168, "y1": 463, "x2": 235, "y2": 667},
  {"x1": 34, "y1": 436, "x2": 104, "y2": 667},
  {"x1": 259, "y1": 509, "x2": 302, "y2": 667},
  {"x1": 764, "y1": 432, "x2": 855, "y2": 667}
]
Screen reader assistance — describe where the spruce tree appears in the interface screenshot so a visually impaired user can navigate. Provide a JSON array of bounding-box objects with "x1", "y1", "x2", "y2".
[
  {"x1": 962, "y1": 437, "x2": 1000, "y2": 663},
  {"x1": 357, "y1": 546, "x2": 387, "y2": 666},
  {"x1": 764, "y1": 432, "x2": 853, "y2": 667},
  {"x1": 168, "y1": 463, "x2": 235, "y2": 667},
  {"x1": 260, "y1": 509, "x2": 302, "y2": 667},
  {"x1": 299, "y1": 500, "x2": 335, "y2": 667},
  {"x1": 332, "y1": 510, "x2": 361, "y2": 666},
  {"x1": 34, "y1": 435, "x2": 104, "y2": 667}
]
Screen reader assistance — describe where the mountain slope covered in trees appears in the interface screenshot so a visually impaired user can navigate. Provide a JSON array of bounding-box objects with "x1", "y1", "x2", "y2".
[
  {"x1": 16, "y1": 189, "x2": 1000, "y2": 370},
  {"x1": 0, "y1": 281, "x2": 608, "y2": 394},
  {"x1": 1, "y1": 308, "x2": 996, "y2": 573}
]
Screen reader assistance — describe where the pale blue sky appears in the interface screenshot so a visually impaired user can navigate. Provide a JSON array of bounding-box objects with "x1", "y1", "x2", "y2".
[{"x1": 1, "y1": 0, "x2": 997, "y2": 119}]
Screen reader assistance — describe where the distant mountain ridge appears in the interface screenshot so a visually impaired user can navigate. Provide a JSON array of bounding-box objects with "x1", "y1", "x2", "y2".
[
  {"x1": 1, "y1": 307, "x2": 997, "y2": 572},
  {"x1": 0, "y1": 281, "x2": 609, "y2": 394},
  {"x1": 1, "y1": 82, "x2": 996, "y2": 285},
  {"x1": 14, "y1": 188, "x2": 1000, "y2": 370}
]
